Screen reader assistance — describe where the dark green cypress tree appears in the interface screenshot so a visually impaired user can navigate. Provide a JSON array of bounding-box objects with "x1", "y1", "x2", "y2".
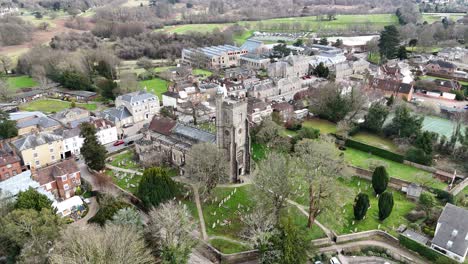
[
  {"x1": 372, "y1": 166, "x2": 389, "y2": 195},
  {"x1": 378, "y1": 192, "x2": 394, "y2": 221},
  {"x1": 353, "y1": 193, "x2": 370, "y2": 220},
  {"x1": 80, "y1": 122, "x2": 107, "y2": 171},
  {"x1": 136, "y1": 167, "x2": 179, "y2": 209}
]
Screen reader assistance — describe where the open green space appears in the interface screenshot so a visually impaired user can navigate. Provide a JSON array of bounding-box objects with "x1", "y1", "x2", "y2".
[
  {"x1": 368, "y1": 52, "x2": 381, "y2": 65},
  {"x1": 159, "y1": 14, "x2": 397, "y2": 35},
  {"x1": 138, "y1": 78, "x2": 168, "y2": 99},
  {"x1": 109, "y1": 151, "x2": 142, "y2": 171},
  {"x1": 316, "y1": 176, "x2": 416, "y2": 236},
  {"x1": 421, "y1": 13, "x2": 465, "y2": 24},
  {"x1": 420, "y1": 75, "x2": 468, "y2": 86},
  {"x1": 343, "y1": 148, "x2": 446, "y2": 189},
  {"x1": 406, "y1": 46, "x2": 442, "y2": 53},
  {"x1": 7, "y1": 76, "x2": 37, "y2": 91},
  {"x1": 233, "y1": 30, "x2": 254, "y2": 45},
  {"x1": 303, "y1": 118, "x2": 337, "y2": 134},
  {"x1": 201, "y1": 185, "x2": 325, "y2": 241},
  {"x1": 19, "y1": 99, "x2": 97, "y2": 113},
  {"x1": 209, "y1": 238, "x2": 251, "y2": 254},
  {"x1": 351, "y1": 131, "x2": 400, "y2": 153},
  {"x1": 193, "y1": 68, "x2": 213, "y2": 79},
  {"x1": 107, "y1": 170, "x2": 142, "y2": 194}
]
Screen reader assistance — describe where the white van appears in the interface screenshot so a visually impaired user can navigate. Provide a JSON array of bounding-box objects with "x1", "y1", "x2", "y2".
[{"x1": 329, "y1": 257, "x2": 341, "y2": 264}]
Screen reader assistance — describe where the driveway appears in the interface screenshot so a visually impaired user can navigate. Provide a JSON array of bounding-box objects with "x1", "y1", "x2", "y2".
[{"x1": 72, "y1": 197, "x2": 98, "y2": 228}]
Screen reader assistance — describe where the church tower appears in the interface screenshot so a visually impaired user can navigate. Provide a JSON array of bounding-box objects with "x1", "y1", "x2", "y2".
[{"x1": 215, "y1": 89, "x2": 251, "y2": 183}]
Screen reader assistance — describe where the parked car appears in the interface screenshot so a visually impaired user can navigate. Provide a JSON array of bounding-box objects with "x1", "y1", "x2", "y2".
[
  {"x1": 125, "y1": 140, "x2": 135, "y2": 146},
  {"x1": 329, "y1": 257, "x2": 341, "y2": 264},
  {"x1": 123, "y1": 123, "x2": 133, "y2": 128},
  {"x1": 113, "y1": 140, "x2": 125, "y2": 146}
]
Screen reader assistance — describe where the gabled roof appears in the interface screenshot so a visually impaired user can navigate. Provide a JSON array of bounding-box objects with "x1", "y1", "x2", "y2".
[
  {"x1": 117, "y1": 91, "x2": 158, "y2": 104},
  {"x1": 51, "y1": 108, "x2": 89, "y2": 121},
  {"x1": 16, "y1": 115, "x2": 61, "y2": 129},
  {"x1": 241, "y1": 39, "x2": 264, "y2": 53},
  {"x1": 172, "y1": 124, "x2": 216, "y2": 143},
  {"x1": 99, "y1": 106, "x2": 132, "y2": 122},
  {"x1": 428, "y1": 60, "x2": 457, "y2": 69},
  {"x1": 148, "y1": 116, "x2": 177, "y2": 136},
  {"x1": 0, "y1": 142, "x2": 20, "y2": 167},
  {"x1": 432, "y1": 204, "x2": 468, "y2": 257},
  {"x1": 35, "y1": 159, "x2": 79, "y2": 185},
  {"x1": 12, "y1": 132, "x2": 63, "y2": 151},
  {"x1": 0, "y1": 170, "x2": 55, "y2": 201}
]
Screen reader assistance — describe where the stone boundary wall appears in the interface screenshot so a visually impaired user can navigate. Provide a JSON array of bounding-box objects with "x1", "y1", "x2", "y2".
[
  {"x1": 345, "y1": 256, "x2": 397, "y2": 264},
  {"x1": 336, "y1": 230, "x2": 399, "y2": 244},
  {"x1": 349, "y1": 165, "x2": 412, "y2": 190}
]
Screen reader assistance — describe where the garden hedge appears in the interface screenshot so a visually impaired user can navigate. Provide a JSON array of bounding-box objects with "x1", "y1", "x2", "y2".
[
  {"x1": 398, "y1": 234, "x2": 457, "y2": 263},
  {"x1": 345, "y1": 139, "x2": 405, "y2": 163}
]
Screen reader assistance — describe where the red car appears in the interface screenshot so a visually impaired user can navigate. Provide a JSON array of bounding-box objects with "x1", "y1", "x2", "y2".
[{"x1": 113, "y1": 140, "x2": 125, "y2": 146}]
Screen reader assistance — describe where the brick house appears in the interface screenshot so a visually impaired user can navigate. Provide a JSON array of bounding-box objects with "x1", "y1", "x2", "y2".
[
  {"x1": 0, "y1": 142, "x2": 22, "y2": 182},
  {"x1": 368, "y1": 78, "x2": 414, "y2": 101},
  {"x1": 34, "y1": 159, "x2": 81, "y2": 200},
  {"x1": 272, "y1": 102, "x2": 295, "y2": 122},
  {"x1": 425, "y1": 60, "x2": 457, "y2": 75}
]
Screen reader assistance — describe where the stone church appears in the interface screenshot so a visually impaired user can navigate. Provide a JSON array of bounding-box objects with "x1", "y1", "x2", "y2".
[{"x1": 135, "y1": 88, "x2": 250, "y2": 182}]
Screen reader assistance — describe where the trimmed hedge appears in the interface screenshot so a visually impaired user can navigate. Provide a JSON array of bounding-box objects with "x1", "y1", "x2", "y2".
[
  {"x1": 345, "y1": 139, "x2": 405, "y2": 163},
  {"x1": 398, "y1": 234, "x2": 457, "y2": 263}
]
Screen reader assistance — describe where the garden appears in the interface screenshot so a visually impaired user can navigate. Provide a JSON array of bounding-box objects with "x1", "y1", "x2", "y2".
[
  {"x1": 7, "y1": 75, "x2": 37, "y2": 91},
  {"x1": 19, "y1": 99, "x2": 97, "y2": 113}
]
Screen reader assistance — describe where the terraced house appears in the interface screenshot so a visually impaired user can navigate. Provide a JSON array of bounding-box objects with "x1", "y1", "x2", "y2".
[{"x1": 11, "y1": 132, "x2": 63, "y2": 170}]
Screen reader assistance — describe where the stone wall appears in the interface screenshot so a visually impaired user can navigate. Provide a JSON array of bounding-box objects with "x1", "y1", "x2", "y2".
[
  {"x1": 336, "y1": 230, "x2": 399, "y2": 244},
  {"x1": 349, "y1": 166, "x2": 412, "y2": 191}
]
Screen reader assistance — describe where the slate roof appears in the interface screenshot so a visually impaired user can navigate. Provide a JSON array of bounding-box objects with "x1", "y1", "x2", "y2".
[
  {"x1": 54, "y1": 127, "x2": 81, "y2": 139},
  {"x1": 99, "y1": 106, "x2": 132, "y2": 122},
  {"x1": 69, "y1": 116, "x2": 91, "y2": 129},
  {"x1": 428, "y1": 60, "x2": 457, "y2": 69},
  {"x1": 148, "y1": 116, "x2": 177, "y2": 136},
  {"x1": 16, "y1": 116, "x2": 61, "y2": 129},
  {"x1": 432, "y1": 203, "x2": 468, "y2": 257},
  {"x1": 371, "y1": 78, "x2": 413, "y2": 95},
  {"x1": 54, "y1": 89, "x2": 97, "y2": 98},
  {"x1": 12, "y1": 132, "x2": 63, "y2": 151},
  {"x1": 172, "y1": 124, "x2": 216, "y2": 143},
  {"x1": 0, "y1": 142, "x2": 20, "y2": 167},
  {"x1": 51, "y1": 108, "x2": 89, "y2": 121},
  {"x1": 35, "y1": 159, "x2": 79, "y2": 185},
  {"x1": 118, "y1": 91, "x2": 158, "y2": 104},
  {"x1": 185, "y1": 45, "x2": 244, "y2": 58},
  {"x1": 0, "y1": 170, "x2": 55, "y2": 201},
  {"x1": 241, "y1": 39, "x2": 264, "y2": 53}
]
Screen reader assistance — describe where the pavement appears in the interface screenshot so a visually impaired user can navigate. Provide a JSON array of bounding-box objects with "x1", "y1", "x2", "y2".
[
  {"x1": 104, "y1": 133, "x2": 143, "y2": 153},
  {"x1": 72, "y1": 197, "x2": 98, "y2": 228},
  {"x1": 412, "y1": 93, "x2": 468, "y2": 109}
]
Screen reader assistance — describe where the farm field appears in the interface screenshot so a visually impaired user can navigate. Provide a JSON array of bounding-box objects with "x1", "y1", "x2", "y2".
[
  {"x1": 159, "y1": 14, "x2": 398, "y2": 37},
  {"x1": 19, "y1": 99, "x2": 97, "y2": 113},
  {"x1": 7, "y1": 76, "x2": 37, "y2": 91},
  {"x1": 138, "y1": 78, "x2": 168, "y2": 99}
]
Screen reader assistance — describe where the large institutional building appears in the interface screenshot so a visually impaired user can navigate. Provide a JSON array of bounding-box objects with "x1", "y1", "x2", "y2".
[{"x1": 181, "y1": 45, "x2": 248, "y2": 69}]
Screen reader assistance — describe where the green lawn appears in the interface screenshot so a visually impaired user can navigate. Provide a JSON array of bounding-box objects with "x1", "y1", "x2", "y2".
[
  {"x1": 252, "y1": 143, "x2": 269, "y2": 161},
  {"x1": 343, "y1": 148, "x2": 447, "y2": 189},
  {"x1": 196, "y1": 122, "x2": 216, "y2": 133},
  {"x1": 303, "y1": 118, "x2": 337, "y2": 134},
  {"x1": 159, "y1": 14, "x2": 397, "y2": 34},
  {"x1": 351, "y1": 132, "x2": 400, "y2": 153},
  {"x1": 7, "y1": 76, "x2": 37, "y2": 91},
  {"x1": 193, "y1": 68, "x2": 213, "y2": 79},
  {"x1": 154, "y1": 66, "x2": 174, "y2": 73},
  {"x1": 107, "y1": 170, "x2": 142, "y2": 194},
  {"x1": 138, "y1": 78, "x2": 168, "y2": 99},
  {"x1": 109, "y1": 151, "x2": 142, "y2": 171},
  {"x1": 316, "y1": 176, "x2": 416, "y2": 236},
  {"x1": 406, "y1": 46, "x2": 442, "y2": 53},
  {"x1": 202, "y1": 185, "x2": 325, "y2": 241},
  {"x1": 209, "y1": 238, "x2": 251, "y2": 254},
  {"x1": 421, "y1": 13, "x2": 465, "y2": 24},
  {"x1": 368, "y1": 52, "x2": 381, "y2": 65},
  {"x1": 19, "y1": 99, "x2": 97, "y2": 113},
  {"x1": 233, "y1": 30, "x2": 254, "y2": 45},
  {"x1": 420, "y1": 75, "x2": 468, "y2": 86}
]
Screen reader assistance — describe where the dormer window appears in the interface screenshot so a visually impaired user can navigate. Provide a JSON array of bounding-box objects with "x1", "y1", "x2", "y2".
[
  {"x1": 452, "y1": 229, "x2": 458, "y2": 237},
  {"x1": 447, "y1": 240, "x2": 453, "y2": 249}
]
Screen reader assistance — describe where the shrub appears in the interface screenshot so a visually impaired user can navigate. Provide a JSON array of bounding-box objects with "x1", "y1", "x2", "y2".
[
  {"x1": 372, "y1": 166, "x2": 389, "y2": 195},
  {"x1": 406, "y1": 210, "x2": 426, "y2": 222},
  {"x1": 89, "y1": 195, "x2": 130, "y2": 226},
  {"x1": 285, "y1": 119, "x2": 302, "y2": 131},
  {"x1": 136, "y1": 167, "x2": 180, "y2": 209},
  {"x1": 345, "y1": 139, "x2": 404, "y2": 163},
  {"x1": 399, "y1": 235, "x2": 456, "y2": 263},
  {"x1": 433, "y1": 189, "x2": 454, "y2": 204},
  {"x1": 297, "y1": 126, "x2": 320, "y2": 140},
  {"x1": 378, "y1": 192, "x2": 394, "y2": 220},
  {"x1": 353, "y1": 193, "x2": 370, "y2": 220},
  {"x1": 405, "y1": 147, "x2": 432, "y2": 165}
]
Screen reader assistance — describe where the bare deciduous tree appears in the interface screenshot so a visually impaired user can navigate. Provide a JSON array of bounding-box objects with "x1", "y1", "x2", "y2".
[
  {"x1": 49, "y1": 224, "x2": 154, "y2": 264},
  {"x1": 31, "y1": 65, "x2": 50, "y2": 90},
  {"x1": 119, "y1": 72, "x2": 139, "y2": 94},
  {"x1": 185, "y1": 143, "x2": 228, "y2": 196},
  {"x1": 294, "y1": 137, "x2": 349, "y2": 228},
  {"x1": 0, "y1": 55, "x2": 12, "y2": 75},
  {"x1": 146, "y1": 201, "x2": 197, "y2": 264}
]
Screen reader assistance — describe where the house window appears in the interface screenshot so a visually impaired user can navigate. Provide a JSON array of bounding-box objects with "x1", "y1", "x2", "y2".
[
  {"x1": 50, "y1": 148, "x2": 54, "y2": 153},
  {"x1": 51, "y1": 155, "x2": 55, "y2": 161},
  {"x1": 4, "y1": 173, "x2": 9, "y2": 178},
  {"x1": 61, "y1": 175, "x2": 67, "y2": 181},
  {"x1": 33, "y1": 153, "x2": 38, "y2": 158},
  {"x1": 13, "y1": 170, "x2": 17, "y2": 176},
  {"x1": 45, "y1": 183, "x2": 52, "y2": 190},
  {"x1": 35, "y1": 160, "x2": 40, "y2": 166},
  {"x1": 63, "y1": 183, "x2": 70, "y2": 190}
]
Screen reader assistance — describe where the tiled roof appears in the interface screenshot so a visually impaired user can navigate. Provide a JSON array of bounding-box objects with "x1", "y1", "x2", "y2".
[
  {"x1": 16, "y1": 116, "x2": 61, "y2": 129},
  {"x1": 148, "y1": 116, "x2": 177, "y2": 136},
  {"x1": 0, "y1": 142, "x2": 20, "y2": 167},
  {"x1": 428, "y1": 60, "x2": 457, "y2": 69},
  {"x1": 35, "y1": 159, "x2": 79, "y2": 185}
]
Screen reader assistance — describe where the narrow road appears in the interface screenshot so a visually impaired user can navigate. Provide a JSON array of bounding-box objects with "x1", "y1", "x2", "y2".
[
  {"x1": 192, "y1": 185, "x2": 208, "y2": 241},
  {"x1": 72, "y1": 197, "x2": 98, "y2": 228}
]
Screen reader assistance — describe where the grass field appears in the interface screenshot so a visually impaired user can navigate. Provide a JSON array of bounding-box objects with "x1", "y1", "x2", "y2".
[
  {"x1": 316, "y1": 176, "x2": 416, "y2": 236},
  {"x1": 351, "y1": 131, "x2": 400, "y2": 153},
  {"x1": 7, "y1": 76, "x2": 37, "y2": 91},
  {"x1": 368, "y1": 52, "x2": 381, "y2": 65},
  {"x1": 303, "y1": 118, "x2": 337, "y2": 134},
  {"x1": 107, "y1": 170, "x2": 141, "y2": 194},
  {"x1": 233, "y1": 30, "x2": 254, "y2": 45},
  {"x1": 209, "y1": 238, "x2": 251, "y2": 254},
  {"x1": 159, "y1": 14, "x2": 397, "y2": 36},
  {"x1": 138, "y1": 78, "x2": 168, "y2": 99},
  {"x1": 193, "y1": 68, "x2": 213, "y2": 79},
  {"x1": 421, "y1": 13, "x2": 465, "y2": 24},
  {"x1": 19, "y1": 99, "x2": 97, "y2": 113},
  {"x1": 109, "y1": 151, "x2": 141, "y2": 171},
  {"x1": 343, "y1": 148, "x2": 447, "y2": 189}
]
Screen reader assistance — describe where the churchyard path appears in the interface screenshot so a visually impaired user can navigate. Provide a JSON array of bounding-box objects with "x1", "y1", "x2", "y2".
[{"x1": 105, "y1": 164, "x2": 143, "y2": 175}]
